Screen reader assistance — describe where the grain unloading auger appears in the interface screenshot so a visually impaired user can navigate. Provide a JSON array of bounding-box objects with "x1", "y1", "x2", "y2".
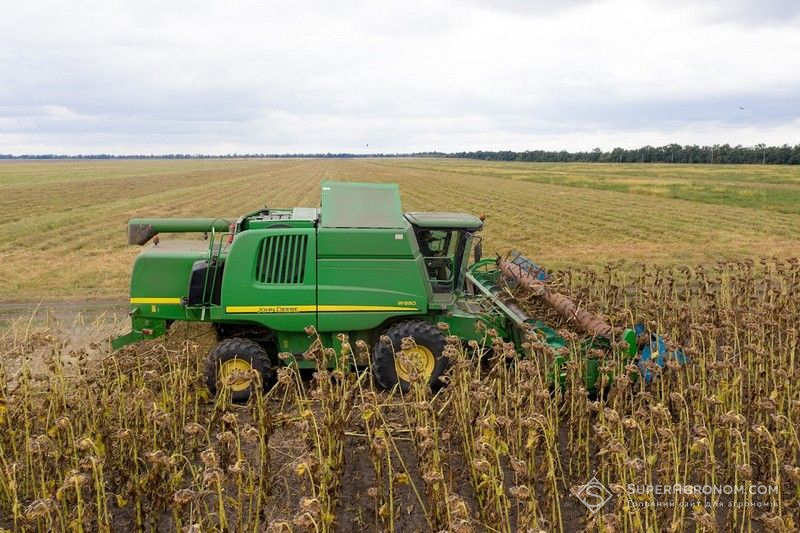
[{"x1": 113, "y1": 180, "x2": 685, "y2": 400}]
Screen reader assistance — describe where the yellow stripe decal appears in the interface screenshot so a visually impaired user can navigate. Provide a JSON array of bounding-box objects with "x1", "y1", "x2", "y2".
[
  {"x1": 225, "y1": 305, "x2": 419, "y2": 314},
  {"x1": 319, "y1": 305, "x2": 419, "y2": 312},
  {"x1": 131, "y1": 297, "x2": 182, "y2": 304}
]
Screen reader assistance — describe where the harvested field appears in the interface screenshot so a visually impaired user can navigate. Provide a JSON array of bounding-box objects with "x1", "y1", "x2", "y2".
[{"x1": 2, "y1": 158, "x2": 800, "y2": 300}]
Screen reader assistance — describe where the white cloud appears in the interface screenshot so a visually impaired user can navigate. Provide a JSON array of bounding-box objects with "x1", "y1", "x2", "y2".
[{"x1": 0, "y1": 0, "x2": 798, "y2": 154}]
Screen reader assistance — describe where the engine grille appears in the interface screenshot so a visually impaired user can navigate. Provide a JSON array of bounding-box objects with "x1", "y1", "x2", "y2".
[{"x1": 255, "y1": 234, "x2": 308, "y2": 284}]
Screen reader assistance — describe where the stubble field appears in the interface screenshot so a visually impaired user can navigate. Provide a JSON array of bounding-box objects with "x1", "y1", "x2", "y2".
[
  {"x1": 1, "y1": 159, "x2": 799, "y2": 532},
  {"x1": 2, "y1": 158, "x2": 800, "y2": 301}
]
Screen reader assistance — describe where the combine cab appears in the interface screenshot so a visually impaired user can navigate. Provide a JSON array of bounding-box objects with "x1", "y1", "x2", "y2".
[{"x1": 114, "y1": 181, "x2": 682, "y2": 399}]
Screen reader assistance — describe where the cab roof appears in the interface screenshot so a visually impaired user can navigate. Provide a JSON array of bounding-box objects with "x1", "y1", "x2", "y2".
[
  {"x1": 320, "y1": 180, "x2": 406, "y2": 229},
  {"x1": 294, "y1": 182, "x2": 483, "y2": 231},
  {"x1": 404, "y1": 212, "x2": 483, "y2": 231}
]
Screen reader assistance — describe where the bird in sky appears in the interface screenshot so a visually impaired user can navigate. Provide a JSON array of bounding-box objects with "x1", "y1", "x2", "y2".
[{"x1": 739, "y1": 106, "x2": 745, "y2": 110}]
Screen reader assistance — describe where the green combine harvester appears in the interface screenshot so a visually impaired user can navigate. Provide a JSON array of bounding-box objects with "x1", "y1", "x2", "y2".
[{"x1": 114, "y1": 181, "x2": 681, "y2": 400}]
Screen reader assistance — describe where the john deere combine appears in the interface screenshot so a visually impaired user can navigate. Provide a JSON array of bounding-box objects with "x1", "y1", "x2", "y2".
[{"x1": 114, "y1": 181, "x2": 681, "y2": 399}]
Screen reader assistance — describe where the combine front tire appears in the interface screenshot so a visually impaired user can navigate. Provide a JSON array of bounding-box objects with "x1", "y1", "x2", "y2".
[
  {"x1": 372, "y1": 320, "x2": 448, "y2": 393},
  {"x1": 205, "y1": 338, "x2": 271, "y2": 402}
]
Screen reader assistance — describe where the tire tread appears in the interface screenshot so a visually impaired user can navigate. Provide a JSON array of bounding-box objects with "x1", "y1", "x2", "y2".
[
  {"x1": 372, "y1": 320, "x2": 448, "y2": 392},
  {"x1": 204, "y1": 337, "x2": 271, "y2": 401}
]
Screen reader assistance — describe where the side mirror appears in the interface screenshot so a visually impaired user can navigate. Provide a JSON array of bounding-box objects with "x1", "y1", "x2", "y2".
[{"x1": 473, "y1": 241, "x2": 483, "y2": 263}]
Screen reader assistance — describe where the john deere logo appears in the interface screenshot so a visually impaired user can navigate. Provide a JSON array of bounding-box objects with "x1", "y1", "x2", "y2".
[{"x1": 575, "y1": 476, "x2": 612, "y2": 514}]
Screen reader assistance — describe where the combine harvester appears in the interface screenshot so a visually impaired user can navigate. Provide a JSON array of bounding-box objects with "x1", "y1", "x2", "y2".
[{"x1": 114, "y1": 181, "x2": 683, "y2": 400}]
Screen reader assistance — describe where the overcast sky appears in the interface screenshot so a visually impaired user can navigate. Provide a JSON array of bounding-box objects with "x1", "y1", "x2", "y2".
[{"x1": 1, "y1": 0, "x2": 798, "y2": 154}]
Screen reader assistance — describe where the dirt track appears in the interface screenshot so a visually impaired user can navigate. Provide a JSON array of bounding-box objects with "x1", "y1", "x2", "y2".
[{"x1": 0, "y1": 298, "x2": 128, "y2": 329}]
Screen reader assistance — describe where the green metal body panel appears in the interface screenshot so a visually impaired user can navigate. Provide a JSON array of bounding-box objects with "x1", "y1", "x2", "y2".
[
  {"x1": 215, "y1": 227, "x2": 317, "y2": 332},
  {"x1": 316, "y1": 226, "x2": 417, "y2": 258},
  {"x1": 316, "y1": 223, "x2": 429, "y2": 332},
  {"x1": 128, "y1": 241, "x2": 208, "y2": 319}
]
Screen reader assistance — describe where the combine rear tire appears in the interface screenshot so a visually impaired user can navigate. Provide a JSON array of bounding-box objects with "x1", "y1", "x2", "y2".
[
  {"x1": 372, "y1": 320, "x2": 448, "y2": 393},
  {"x1": 205, "y1": 338, "x2": 271, "y2": 402}
]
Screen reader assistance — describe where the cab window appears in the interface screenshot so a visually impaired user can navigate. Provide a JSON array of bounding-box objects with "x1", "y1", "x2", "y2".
[{"x1": 415, "y1": 228, "x2": 460, "y2": 292}]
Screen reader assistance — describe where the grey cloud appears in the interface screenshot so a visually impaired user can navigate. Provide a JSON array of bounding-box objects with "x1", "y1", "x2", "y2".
[
  {"x1": 0, "y1": 0, "x2": 799, "y2": 154},
  {"x1": 526, "y1": 91, "x2": 800, "y2": 129},
  {"x1": 657, "y1": 0, "x2": 800, "y2": 25},
  {"x1": 464, "y1": 0, "x2": 600, "y2": 15}
]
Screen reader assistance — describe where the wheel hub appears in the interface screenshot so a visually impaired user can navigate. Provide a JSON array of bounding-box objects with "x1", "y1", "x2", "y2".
[
  {"x1": 219, "y1": 358, "x2": 253, "y2": 392},
  {"x1": 394, "y1": 345, "x2": 435, "y2": 382}
]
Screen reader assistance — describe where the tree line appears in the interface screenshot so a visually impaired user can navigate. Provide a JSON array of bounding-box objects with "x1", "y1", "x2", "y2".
[
  {"x1": 1, "y1": 143, "x2": 799, "y2": 164},
  {"x1": 435, "y1": 143, "x2": 800, "y2": 164}
]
